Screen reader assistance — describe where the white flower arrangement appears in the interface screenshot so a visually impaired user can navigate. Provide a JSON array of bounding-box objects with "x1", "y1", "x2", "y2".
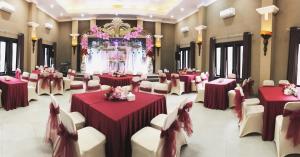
[{"x1": 283, "y1": 84, "x2": 298, "y2": 96}]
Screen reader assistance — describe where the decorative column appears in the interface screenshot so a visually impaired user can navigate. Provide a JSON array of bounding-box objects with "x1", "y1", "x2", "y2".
[
  {"x1": 137, "y1": 18, "x2": 143, "y2": 28},
  {"x1": 256, "y1": 2, "x2": 279, "y2": 85},
  {"x1": 195, "y1": 25, "x2": 207, "y2": 70},
  {"x1": 71, "y1": 20, "x2": 79, "y2": 70},
  {"x1": 27, "y1": 2, "x2": 38, "y2": 70},
  {"x1": 154, "y1": 22, "x2": 162, "y2": 73}
]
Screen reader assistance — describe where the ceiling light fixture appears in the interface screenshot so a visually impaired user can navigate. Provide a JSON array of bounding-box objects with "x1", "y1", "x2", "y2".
[
  {"x1": 50, "y1": 4, "x2": 54, "y2": 9},
  {"x1": 150, "y1": 14, "x2": 153, "y2": 18},
  {"x1": 180, "y1": 8, "x2": 184, "y2": 12},
  {"x1": 81, "y1": 13, "x2": 85, "y2": 17},
  {"x1": 115, "y1": 12, "x2": 118, "y2": 16},
  {"x1": 60, "y1": 13, "x2": 63, "y2": 16},
  {"x1": 171, "y1": 15, "x2": 174, "y2": 18}
]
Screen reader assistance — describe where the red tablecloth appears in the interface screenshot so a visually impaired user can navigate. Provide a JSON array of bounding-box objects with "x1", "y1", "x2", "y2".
[
  {"x1": 259, "y1": 86, "x2": 300, "y2": 141},
  {"x1": 98, "y1": 74, "x2": 133, "y2": 87},
  {"x1": 71, "y1": 91, "x2": 167, "y2": 157},
  {"x1": 204, "y1": 78, "x2": 236, "y2": 110},
  {"x1": 0, "y1": 77, "x2": 28, "y2": 111}
]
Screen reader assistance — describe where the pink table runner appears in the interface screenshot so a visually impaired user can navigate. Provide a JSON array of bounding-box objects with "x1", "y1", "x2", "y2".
[
  {"x1": 0, "y1": 77, "x2": 28, "y2": 111},
  {"x1": 98, "y1": 74, "x2": 133, "y2": 87},
  {"x1": 259, "y1": 86, "x2": 300, "y2": 141},
  {"x1": 204, "y1": 78, "x2": 236, "y2": 110},
  {"x1": 71, "y1": 91, "x2": 167, "y2": 157}
]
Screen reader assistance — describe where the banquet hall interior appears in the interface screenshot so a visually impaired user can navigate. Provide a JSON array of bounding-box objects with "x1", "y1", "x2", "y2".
[{"x1": 1, "y1": 0, "x2": 300, "y2": 157}]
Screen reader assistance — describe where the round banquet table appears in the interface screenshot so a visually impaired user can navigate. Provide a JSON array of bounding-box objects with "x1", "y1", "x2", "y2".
[
  {"x1": 258, "y1": 86, "x2": 300, "y2": 141},
  {"x1": 98, "y1": 74, "x2": 133, "y2": 87},
  {"x1": 204, "y1": 78, "x2": 236, "y2": 110},
  {"x1": 71, "y1": 91, "x2": 167, "y2": 157},
  {"x1": 0, "y1": 76, "x2": 28, "y2": 111}
]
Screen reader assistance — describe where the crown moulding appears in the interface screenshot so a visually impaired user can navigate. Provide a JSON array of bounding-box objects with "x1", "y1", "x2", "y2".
[{"x1": 0, "y1": 1, "x2": 15, "y2": 13}]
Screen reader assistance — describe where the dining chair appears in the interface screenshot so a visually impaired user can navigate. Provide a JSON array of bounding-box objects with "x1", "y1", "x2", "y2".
[
  {"x1": 170, "y1": 73, "x2": 185, "y2": 95},
  {"x1": 51, "y1": 72, "x2": 64, "y2": 95},
  {"x1": 53, "y1": 108, "x2": 106, "y2": 157},
  {"x1": 21, "y1": 71, "x2": 30, "y2": 81},
  {"x1": 131, "y1": 106, "x2": 186, "y2": 157},
  {"x1": 153, "y1": 73, "x2": 170, "y2": 94},
  {"x1": 63, "y1": 69, "x2": 74, "y2": 90},
  {"x1": 139, "y1": 81, "x2": 153, "y2": 93},
  {"x1": 274, "y1": 102, "x2": 300, "y2": 157},
  {"x1": 28, "y1": 73, "x2": 38, "y2": 101},
  {"x1": 37, "y1": 72, "x2": 51, "y2": 95},
  {"x1": 191, "y1": 76, "x2": 201, "y2": 92},
  {"x1": 278, "y1": 80, "x2": 290, "y2": 85},
  {"x1": 239, "y1": 87, "x2": 264, "y2": 137},
  {"x1": 262, "y1": 80, "x2": 275, "y2": 86},
  {"x1": 86, "y1": 80, "x2": 101, "y2": 91},
  {"x1": 228, "y1": 73, "x2": 237, "y2": 79}
]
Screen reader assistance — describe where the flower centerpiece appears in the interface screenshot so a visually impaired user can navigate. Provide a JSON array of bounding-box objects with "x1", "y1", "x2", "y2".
[
  {"x1": 283, "y1": 84, "x2": 298, "y2": 96},
  {"x1": 104, "y1": 86, "x2": 128, "y2": 101}
]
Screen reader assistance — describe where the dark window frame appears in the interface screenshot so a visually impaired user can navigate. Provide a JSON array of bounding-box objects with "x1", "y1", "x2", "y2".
[{"x1": 0, "y1": 36, "x2": 19, "y2": 76}]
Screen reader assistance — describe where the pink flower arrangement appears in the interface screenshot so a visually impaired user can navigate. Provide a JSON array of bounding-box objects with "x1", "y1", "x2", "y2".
[{"x1": 104, "y1": 86, "x2": 127, "y2": 101}]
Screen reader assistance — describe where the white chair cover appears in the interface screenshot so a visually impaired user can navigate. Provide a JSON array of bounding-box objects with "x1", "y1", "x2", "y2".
[
  {"x1": 278, "y1": 80, "x2": 290, "y2": 85},
  {"x1": 51, "y1": 73, "x2": 64, "y2": 95},
  {"x1": 262, "y1": 80, "x2": 275, "y2": 86},
  {"x1": 37, "y1": 72, "x2": 51, "y2": 95}
]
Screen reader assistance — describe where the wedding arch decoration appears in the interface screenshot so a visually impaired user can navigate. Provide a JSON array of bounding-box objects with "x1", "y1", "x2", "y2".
[{"x1": 80, "y1": 18, "x2": 154, "y2": 74}]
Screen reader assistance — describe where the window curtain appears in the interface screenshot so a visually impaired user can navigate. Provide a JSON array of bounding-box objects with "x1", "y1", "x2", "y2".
[
  {"x1": 17, "y1": 33, "x2": 24, "y2": 71},
  {"x1": 242, "y1": 32, "x2": 252, "y2": 79},
  {"x1": 37, "y1": 38, "x2": 43, "y2": 66},
  {"x1": 287, "y1": 27, "x2": 300, "y2": 84},
  {"x1": 190, "y1": 41, "x2": 196, "y2": 68},
  {"x1": 209, "y1": 37, "x2": 216, "y2": 80}
]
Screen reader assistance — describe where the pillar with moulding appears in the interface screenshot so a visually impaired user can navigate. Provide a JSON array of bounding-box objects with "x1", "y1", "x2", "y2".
[
  {"x1": 71, "y1": 20, "x2": 79, "y2": 70},
  {"x1": 256, "y1": 0, "x2": 279, "y2": 85},
  {"x1": 137, "y1": 18, "x2": 143, "y2": 28},
  {"x1": 154, "y1": 22, "x2": 162, "y2": 73},
  {"x1": 27, "y1": 2, "x2": 38, "y2": 71},
  {"x1": 197, "y1": 6, "x2": 207, "y2": 71}
]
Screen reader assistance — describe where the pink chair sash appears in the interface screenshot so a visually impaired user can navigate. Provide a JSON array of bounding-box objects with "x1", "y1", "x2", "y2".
[
  {"x1": 242, "y1": 79, "x2": 254, "y2": 98},
  {"x1": 160, "y1": 120, "x2": 180, "y2": 157},
  {"x1": 40, "y1": 76, "x2": 50, "y2": 89},
  {"x1": 171, "y1": 76, "x2": 178, "y2": 87},
  {"x1": 29, "y1": 78, "x2": 38, "y2": 83},
  {"x1": 53, "y1": 123, "x2": 78, "y2": 157},
  {"x1": 140, "y1": 87, "x2": 152, "y2": 92},
  {"x1": 15, "y1": 70, "x2": 21, "y2": 79},
  {"x1": 53, "y1": 77, "x2": 63, "y2": 90},
  {"x1": 159, "y1": 76, "x2": 167, "y2": 83},
  {"x1": 178, "y1": 102, "x2": 193, "y2": 136},
  {"x1": 87, "y1": 85, "x2": 100, "y2": 91},
  {"x1": 234, "y1": 89, "x2": 244, "y2": 122},
  {"x1": 132, "y1": 81, "x2": 140, "y2": 92},
  {"x1": 45, "y1": 103, "x2": 60, "y2": 144},
  {"x1": 283, "y1": 109, "x2": 300, "y2": 146}
]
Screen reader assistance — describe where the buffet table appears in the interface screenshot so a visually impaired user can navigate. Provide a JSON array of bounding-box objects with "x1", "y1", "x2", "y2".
[
  {"x1": 204, "y1": 78, "x2": 236, "y2": 110},
  {"x1": 71, "y1": 91, "x2": 167, "y2": 157},
  {"x1": 0, "y1": 76, "x2": 28, "y2": 111},
  {"x1": 98, "y1": 74, "x2": 133, "y2": 87},
  {"x1": 259, "y1": 86, "x2": 300, "y2": 141}
]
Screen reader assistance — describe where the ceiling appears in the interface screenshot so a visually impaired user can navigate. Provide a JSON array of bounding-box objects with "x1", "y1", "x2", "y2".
[{"x1": 26, "y1": 0, "x2": 217, "y2": 23}]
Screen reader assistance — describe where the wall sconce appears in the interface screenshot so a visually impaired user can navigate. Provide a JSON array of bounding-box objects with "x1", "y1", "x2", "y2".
[
  {"x1": 260, "y1": 31, "x2": 272, "y2": 56},
  {"x1": 154, "y1": 35, "x2": 163, "y2": 56},
  {"x1": 31, "y1": 36, "x2": 38, "y2": 54},
  {"x1": 70, "y1": 34, "x2": 79, "y2": 54},
  {"x1": 195, "y1": 25, "x2": 207, "y2": 56}
]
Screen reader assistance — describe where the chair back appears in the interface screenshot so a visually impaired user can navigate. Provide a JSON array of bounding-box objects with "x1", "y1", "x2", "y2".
[
  {"x1": 22, "y1": 72, "x2": 30, "y2": 78},
  {"x1": 262, "y1": 80, "x2": 275, "y2": 86},
  {"x1": 158, "y1": 70, "x2": 163, "y2": 75},
  {"x1": 162, "y1": 107, "x2": 178, "y2": 131},
  {"x1": 179, "y1": 98, "x2": 189, "y2": 109},
  {"x1": 92, "y1": 75, "x2": 100, "y2": 81},
  {"x1": 132, "y1": 76, "x2": 141, "y2": 82},
  {"x1": 50, "y1": 94, "x2": 59, "y2": 108},
  {"x1": 88, "y1": 80, "x2": 99, "y2": 87},
  {"x1": 279, "y1": 80, "x2": 290, "y2": 85},
  {"x1": 140, "y1": 81, "x2": 152, "y2": 88},
  {"x1": 282, "y1": 102, "x2": 300, "y2": 132},
  {"x1": 228, "y1": 73, "x2": 236, "y2": 79},
  {"x1": 28, "y1": 73, "x2": 39, "y2": 87}
]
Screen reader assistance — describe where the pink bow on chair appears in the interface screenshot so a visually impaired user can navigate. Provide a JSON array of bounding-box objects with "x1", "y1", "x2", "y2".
[
  {"x1": 178, "y1": 101, "x2": 193, "y2": 136},
  {"x1": 160, "y1": 120, "x2": 180, "y2": 157},
  {"x1": 53, "y1": 77, "x2": 63, "y2": 90},
  {"x1": 171, "y1": 76, "x2": 178, "y2": 87},
  {"x1": 159, "y1": 76, "x2": 167, "y2": 83},
  {"x1": 234, "y1": 89, "x2": 245, "y2": 122},
  {"x1": 40, "y1": 75, "x2": 50, "y2": 89},
  {"x1": 283, "y1": 109, "x2": 300, "y2": 146},
  {"x1": 53, "y1": 123, "x2": 78, "y2": 157},
  {"x1": 15, "y1": 69, "x2": 21, "y2": 79},
  {"x1": 45, "y1": 103, "x2": 60, "y2": 144}
]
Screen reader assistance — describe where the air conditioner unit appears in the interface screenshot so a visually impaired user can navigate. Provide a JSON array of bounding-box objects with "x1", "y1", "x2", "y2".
[
  {"x1": 220, "y1": 8, "x2": 235, "y2": 19},
  {"x1": 0, "y1": 1, "x2": 15, "y2": 13},
  {"x1": 180, "y1": 26, "x2": 189, "y2": 33},
  {"x1": 45, "y1": 23, "x2": 53, "y2": 29}
]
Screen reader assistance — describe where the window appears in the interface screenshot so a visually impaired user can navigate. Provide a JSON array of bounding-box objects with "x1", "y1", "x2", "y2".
[
  {"x1": 42, "y1": 44, "x2": 54, "y2": 67},
  {"x1": 177, "y1": 47, "x2": 191, "y2": 70},
  {"x1": 0, "y1": 37, "x2": 19, "y2": 75},
  {"x1": 215, "y1": 41, "x2": 244, "y2": 79}
]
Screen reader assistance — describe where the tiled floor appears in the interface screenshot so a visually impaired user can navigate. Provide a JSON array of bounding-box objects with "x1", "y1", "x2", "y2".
[{"x1": 0, "y1": 90, "x2": 295, "y2": 157}]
